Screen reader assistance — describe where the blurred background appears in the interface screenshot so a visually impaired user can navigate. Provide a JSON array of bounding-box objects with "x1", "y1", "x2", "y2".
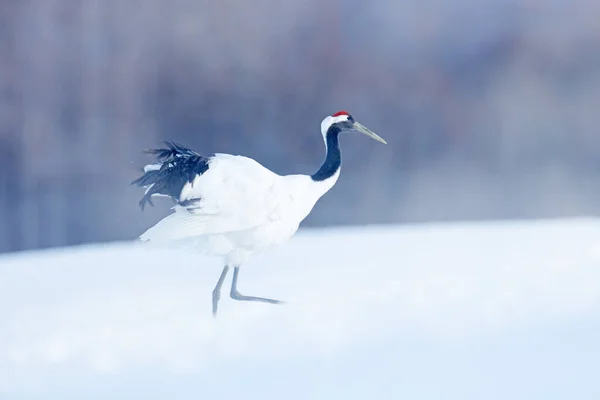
[{"x1": 1, "y1": 0, "x2": 600, "y2": 254}]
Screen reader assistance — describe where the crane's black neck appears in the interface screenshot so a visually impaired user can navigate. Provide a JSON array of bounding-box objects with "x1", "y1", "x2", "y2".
[{"x1": 311, "y1": 127, "x2": 341, "y2": 182}]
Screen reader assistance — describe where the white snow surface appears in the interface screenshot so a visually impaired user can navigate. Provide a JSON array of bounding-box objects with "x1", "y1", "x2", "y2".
[{"x1": 1, "y1": 218, "x2": 600, "y2": 399}]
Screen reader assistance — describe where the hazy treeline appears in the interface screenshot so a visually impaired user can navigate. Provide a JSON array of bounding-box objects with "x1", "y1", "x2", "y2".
[{"x1": 1, "y1": 0, "x2": 600, "y2": 253}]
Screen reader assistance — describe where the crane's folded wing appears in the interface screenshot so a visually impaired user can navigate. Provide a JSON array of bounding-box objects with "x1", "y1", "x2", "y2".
[{"x1": 140, "y1": 153, "x2": 285, "y2": 242}]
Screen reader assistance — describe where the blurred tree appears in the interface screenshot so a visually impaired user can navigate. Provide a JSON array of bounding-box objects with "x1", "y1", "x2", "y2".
[{"x1": 1, "y1": 0, "x2": 600, "y2": 253}]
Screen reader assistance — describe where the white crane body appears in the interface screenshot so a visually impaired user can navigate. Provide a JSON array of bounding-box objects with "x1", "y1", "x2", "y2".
[{"x1": 139, "y1": 153, "x2": 339, "y2": 265}]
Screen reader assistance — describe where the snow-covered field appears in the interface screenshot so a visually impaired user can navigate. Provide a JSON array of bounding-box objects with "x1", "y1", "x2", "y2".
[{"x1": 1, "y1": 218, "x2": 600, "y2": 399}]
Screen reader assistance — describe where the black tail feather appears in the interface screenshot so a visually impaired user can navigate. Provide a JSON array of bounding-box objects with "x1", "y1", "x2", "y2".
[
  {"x1": 143, "y1": 141, "x2": 203, "y2": 162},
  {"x1": 132, "y1": 142, "x2": 210, "y2": 210}
]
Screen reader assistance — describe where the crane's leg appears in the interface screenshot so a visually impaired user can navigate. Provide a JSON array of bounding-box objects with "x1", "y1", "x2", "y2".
[
  {"x1": 212, "y1": 265, "x2": 230, "y2": 317},
  {"x1": 230, "y1": 266, "x2": 283, "y2": 305}
]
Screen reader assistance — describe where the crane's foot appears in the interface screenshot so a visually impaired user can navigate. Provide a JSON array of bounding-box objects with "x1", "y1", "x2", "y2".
[
  {"x1": 230, "y1": 289, "x2": 284, "y2": 305},
  {"x1": 230, "y1": 266, "x2": 284, "y2": 306}
]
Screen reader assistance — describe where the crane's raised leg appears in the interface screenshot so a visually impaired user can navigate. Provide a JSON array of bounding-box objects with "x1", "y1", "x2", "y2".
[
  {"x1": 212, "y1": 265, "x2": 230, "y2": 317},
  {"x1": 230, "y1": 266, "x2": 283, "y2": 305}
]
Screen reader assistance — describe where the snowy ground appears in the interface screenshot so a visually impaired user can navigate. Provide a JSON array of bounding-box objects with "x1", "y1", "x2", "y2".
[{"x1": 1, "y1": 218, "x2": 600, "y2": 399}]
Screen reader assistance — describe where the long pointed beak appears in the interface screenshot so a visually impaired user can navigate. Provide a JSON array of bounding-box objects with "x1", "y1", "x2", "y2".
[{"x1": 353, "y1": 121, "x2": 387, "y2": 144}]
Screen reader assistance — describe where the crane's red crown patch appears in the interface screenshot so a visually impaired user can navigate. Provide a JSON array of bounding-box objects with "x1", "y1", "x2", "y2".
[{"x1": 332, "y1": 110, "x2": 350, "y2": 117}]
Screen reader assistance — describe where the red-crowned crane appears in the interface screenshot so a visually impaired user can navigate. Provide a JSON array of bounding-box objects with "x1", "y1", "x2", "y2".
[{"x1": 132, "y1": 111, "x2": 387, "y2": 316}]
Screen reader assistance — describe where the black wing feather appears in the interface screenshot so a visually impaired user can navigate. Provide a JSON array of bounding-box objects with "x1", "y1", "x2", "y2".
[{"x1": 132, "y1": 141, "x2": 210, "y2": 210}]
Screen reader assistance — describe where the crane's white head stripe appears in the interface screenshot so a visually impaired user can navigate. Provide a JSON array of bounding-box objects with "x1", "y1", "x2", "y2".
[{"x1": 321, "y1": 114, "x2": 350, "y2": 137}]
